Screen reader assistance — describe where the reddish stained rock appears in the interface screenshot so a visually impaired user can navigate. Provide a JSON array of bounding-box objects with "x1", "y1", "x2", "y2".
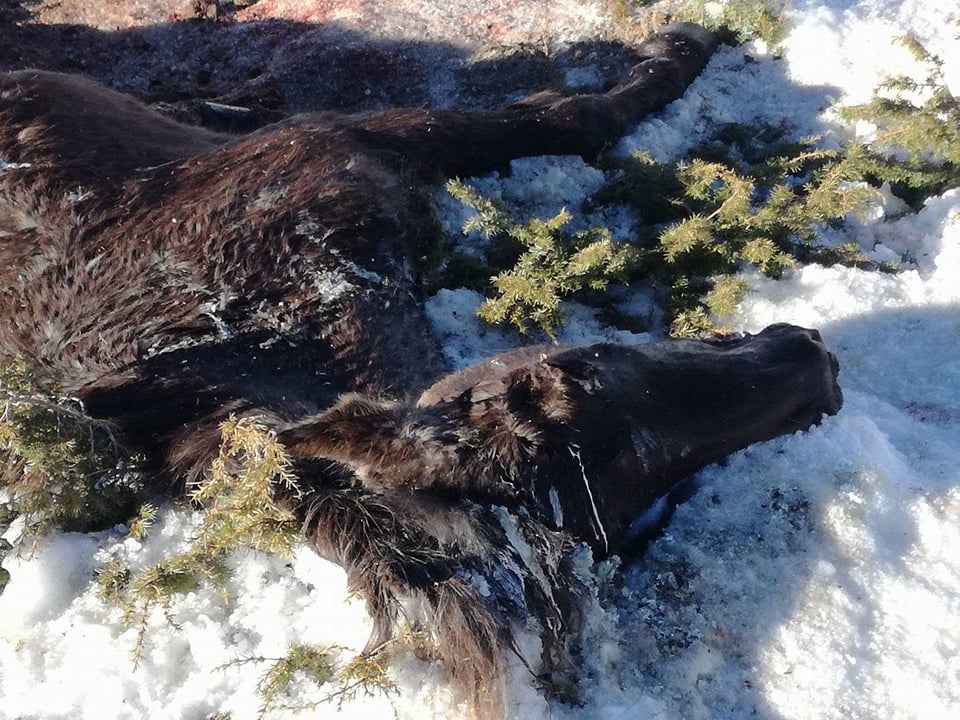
[
  {"x1": 23, "y1": 0, "x2": 616, "y2": 47},
  {"x1": 25, "y1": 0, "x2": 203, "y2": 29}
]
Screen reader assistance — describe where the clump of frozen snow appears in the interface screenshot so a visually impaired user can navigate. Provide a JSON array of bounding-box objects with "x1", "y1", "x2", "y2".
[
  {"x1": 618, "y1": 41, "x2": 841, "y2": 163},
  {"x1": 783, "y1": 0, "x2": 960, "y2": 104},
  {"x1": 434, "y1": 154, "x2": 637, "y2": 256},
  {"x1": 425, "y1": 288, "x2": 524, "y2": 368},
  {"x1": 0, "y1": 509, "x2": 400, "y2": 720},
  {"x1": 425, "y1": 287, "x2": 658, "y2": 370},
  {"x1": 0, "y1": 532, "x2": 99, "y2": 633}
]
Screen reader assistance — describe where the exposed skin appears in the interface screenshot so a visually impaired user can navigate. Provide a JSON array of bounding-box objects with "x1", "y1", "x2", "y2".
[{"x1": 0, "y1": 23, "x2": 843, "y2": 717}]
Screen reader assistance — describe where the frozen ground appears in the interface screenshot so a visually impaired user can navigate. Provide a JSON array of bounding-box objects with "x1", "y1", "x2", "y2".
[{"x1": 2, "y1": 1, "x2": 959, "y2": 718}]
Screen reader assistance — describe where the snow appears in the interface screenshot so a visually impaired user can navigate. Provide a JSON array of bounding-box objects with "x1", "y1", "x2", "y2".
[{"x1": 3, "y1": 1, "x2": 960, "y2": 718}]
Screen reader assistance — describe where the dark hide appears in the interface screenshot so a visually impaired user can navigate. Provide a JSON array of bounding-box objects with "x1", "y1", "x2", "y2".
[
  {"x1": 0, "y1": 22, "x2": 842, "y2": 716},
  {"x1": 282, "y1": 324, "x2": 843, "y2": 556}
]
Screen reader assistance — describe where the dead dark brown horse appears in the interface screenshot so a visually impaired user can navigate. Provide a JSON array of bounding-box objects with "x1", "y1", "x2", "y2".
[{"x1": 0, "y1": 23, "x2": 841, "y2": 716}]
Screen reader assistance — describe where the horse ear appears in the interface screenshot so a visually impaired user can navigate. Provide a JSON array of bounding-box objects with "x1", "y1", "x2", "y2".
[
  {"x1": 506, "y1": 360, "x2": 582, "y2": 423},
  {"x1": 278, "y1": 394, "x2": 403, "y2": 467},
  {"x1": 446, "y1": 356, "x2": 582, "y2": 429},
  {"x1": 463, "y1": 372, "x2": 518, "y2": 403}
]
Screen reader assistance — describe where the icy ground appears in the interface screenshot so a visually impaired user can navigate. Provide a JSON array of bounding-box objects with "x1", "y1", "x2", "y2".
[{"x1": 2, "y1": 1, "x2": 959, "y2": 718}]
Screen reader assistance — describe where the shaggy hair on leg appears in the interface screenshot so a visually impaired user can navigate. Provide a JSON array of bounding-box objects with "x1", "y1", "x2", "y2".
[{"x1": 300, "y1": 479, "x2": 583, "y2": 715}]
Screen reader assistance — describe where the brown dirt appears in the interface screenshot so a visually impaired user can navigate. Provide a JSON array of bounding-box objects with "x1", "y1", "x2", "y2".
[{"x1": 1, "y1": 0, "x2": 675, "y2": 124}]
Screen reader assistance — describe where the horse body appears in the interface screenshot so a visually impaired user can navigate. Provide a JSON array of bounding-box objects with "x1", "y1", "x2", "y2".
[{"x1": 0, "y1": 24, "x2": 843, "y2": 715}]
